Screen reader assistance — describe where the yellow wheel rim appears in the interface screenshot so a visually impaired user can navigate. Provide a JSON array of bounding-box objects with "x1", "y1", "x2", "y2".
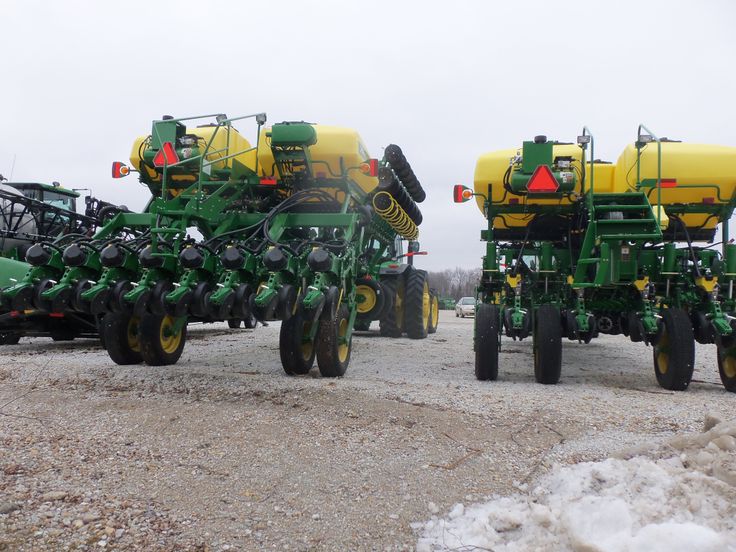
[
  {"x1": 159, "y1": 315, "x2": 182, "y2": 354},
  {"x1": 431, "y1": 296, "x2": 439, "y2": 328},
  {"x1": 337, "y1": 317, "x2": 350, "y2": 363},
  {"x1": 421, "y1": 282, "x2": 430, "y2": 329},
  {"x1": 301, "y1": 321, "x2": 314, "y2": 361},
  {"x1": 656, "y1": 332, "x2": 670, "y2": 375},
  {"x1": 723, "y1": 353, "x2": 736, "y2": 379},
  {"x1": 127, "y1": 316, "x2": 140, "y2": 352},
  {"x1": 395, "y1": 282, "x2": 405, "y2": 329},
  {"x1": 356, "y1": 284, "x2": 377, "y2": 314}
]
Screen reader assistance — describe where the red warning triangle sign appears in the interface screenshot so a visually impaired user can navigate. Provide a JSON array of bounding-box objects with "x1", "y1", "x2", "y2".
[
  {"x1": 153, "y1": 141, "x2": 179, "y2": 167},
  {"x1": 527, "y1": 165, "x2": 559, "y2": 193}
]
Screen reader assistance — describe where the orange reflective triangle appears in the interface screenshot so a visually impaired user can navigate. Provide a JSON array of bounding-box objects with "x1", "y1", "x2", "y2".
[
  {"x1": 527, "y1": 165, "x2": 559, "y2": 193},
  {"x1": 153, "y1": 141, "x2": 179, "y2": 167}
]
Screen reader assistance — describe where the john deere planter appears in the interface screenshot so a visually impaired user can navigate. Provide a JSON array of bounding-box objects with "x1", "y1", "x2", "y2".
[
  {"x1": 7, "y1": 112, "x2": 436, "y2": 374},
  {"x1": 456, "y1": 126, "x2": 736, "y2": 392}
]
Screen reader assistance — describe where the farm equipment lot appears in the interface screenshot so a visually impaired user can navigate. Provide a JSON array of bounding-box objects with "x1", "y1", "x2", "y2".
[{"x1": 1, "y1": 310, "x2": 733, "y2": 551}]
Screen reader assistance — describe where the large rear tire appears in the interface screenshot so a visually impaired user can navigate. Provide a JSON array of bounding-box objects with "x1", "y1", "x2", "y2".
[
  {"x1": 533, "y1": 304, "x2": 562, "y2": 385},
  {"x1": 379, "y1": 276, "x2": 405, "y2": 338},
  {"x1": 404, "y1": 270, "x2": 430, "y2": 339},
  {"x1": 475, "y1": 303, "x2": 499, "y2": 381},
  {"x1": 316, "y1": 303, "x2": 351, "y2": 377},
  {"x1": 103, "y1": 312, "x2": 143, "y2": 365},
  {"x1": 653, "y1": 308, "x2": 694, "y2": 391},
  {"x1": 280, "y1": 310, "x2": 317, "y2": 375},
  {"x1": 138, "y1": 313, "x2": 187, "y2": 366}
]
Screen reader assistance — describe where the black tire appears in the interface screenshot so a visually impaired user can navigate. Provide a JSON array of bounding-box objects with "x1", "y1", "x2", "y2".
[
  {"x1": 717, "y1": 340, "x2": 736, "y2": 393},
  {"x1": 379, "y1": 276, "x2": 405, "y2": 338},
  {"x1": 51, "y1": 330, "x2": 76, "y2": 342},
  {"x1": 243, "y1": 312, "x2": 257, "y2": 329},
  {"x1": 316, "y1": 303, "x2": 351, "y2": 377},
  {"x1": 227, "y1": 319, "x2": 242, "y2": 329},
  {"x1": 0, "y1": 332, "x2": 21, "y2": 345},
  {"x1": 280, "y1": 310, "x2": 317, "y2": 375},
  {"x1": 628, "y1": 312, "x2": 644, "y2": 343},
  {"x1": 404, "y1": 270, "x2": 430, "y2": 339},
  {"x1": 138, "y1": 313, "x2": 187, "y2": 366},
  {"x1": 103, "y1": 312, "x2": 143, "y2": 365},
  {"x1": 653, "y1": 308, "x2": 694, "y2": 391},
  {"x1": 533, "y1": 304, "x2": 562, "y2": 384},
  {"x1": 354, "y1": 318, "x2": 372, "y2": 331},
  {"x1": 475, "y1": 303, "x2": 499, "y2": 381},
  {"x1": 428, "y1": 292, "x2": 439, "y2": 334},
  {"x1": 355, "y1": 278, "x2": 385, "y2": 322}
]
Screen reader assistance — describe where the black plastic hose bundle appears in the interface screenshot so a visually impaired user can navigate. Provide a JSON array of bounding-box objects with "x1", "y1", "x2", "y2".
[
  {"x1": 377, "y1": 167, "x2": 423, "y2": 225},
  {"x1": 384, "y1": 144, "x2": 426, "y2": 203}
]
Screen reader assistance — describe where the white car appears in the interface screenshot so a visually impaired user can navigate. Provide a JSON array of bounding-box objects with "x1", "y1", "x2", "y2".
[{"x1": 455, "y1": 297, "x2": 475, "y2": 317}]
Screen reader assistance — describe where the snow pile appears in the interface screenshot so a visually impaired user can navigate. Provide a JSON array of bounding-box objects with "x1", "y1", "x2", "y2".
[{"x1": 416, "y1": 420, "x2": 736, "y2": 552}]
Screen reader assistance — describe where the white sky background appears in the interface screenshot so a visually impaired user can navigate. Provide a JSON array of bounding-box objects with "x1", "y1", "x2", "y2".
[{"x1": 1, "y1": 0, "x2": 735, "y2": 270}]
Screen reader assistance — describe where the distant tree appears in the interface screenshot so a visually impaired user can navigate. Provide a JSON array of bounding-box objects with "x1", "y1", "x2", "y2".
[{"x1": 427, "y1": 267, "x2": 481, "y2": 300}]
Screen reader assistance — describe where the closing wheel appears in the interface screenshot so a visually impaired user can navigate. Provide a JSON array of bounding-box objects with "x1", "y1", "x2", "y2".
[
  {"x1": 316, "y1": 303, "x2": 352, "y2": 377},
  {"x1": 227, "y1": 319, "x2": 242, "y2": 329},
  {"x1": 379, "y1": 276, "x2": 405, "y2": 338},
  {"x1": 475, "y1": 303, "x2": 499, "y2": 381},
  {"x1": 103, "y1": 312, "x2": 142, "y2": 365},
  {"x1": 428, "y1": 292, "x2": 439, "y2": 334},
  {"x1": 242, "y1": 312, "x2": 257, "y2": 329},
  {"x1": 653, "y1": 308, "x2": 694, "y2": 391},
  {"x1": 280, "y1": 309, "x2": 317, "y2": 375},
  {"x1": 138, "y1": 313, "x2": 187, "y2": 366},
  {"x1": 717, "y1": 340, "x2": 736, "y2": 393},
  {"x1": 533, "y1": 304, "x2": 562, "y2": 385}
]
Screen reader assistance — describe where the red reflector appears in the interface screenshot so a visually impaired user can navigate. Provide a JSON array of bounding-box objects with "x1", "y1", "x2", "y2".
[
  {"x1": 111, "y1": 161, "x2": 129, "y2": 179},
  {"x1": 48, "y1": 312, "x2": 65, "y2": 318},
  {"x1": 259, "y1": 177, "x2": 277, "y2": 186},
  {"x1": 368, "y1": 158, "x2": 379, "y2": 177},
  {"x1": 453, "y1": 184, "x2": 473, "y2": 203},
  {"x1": 153, "y1": 142, "x2": 179, "y2": 167},
  {"x1": 703, "y1": 197, "x2": 715, "y2": 204},
  {"x1": 388, "y1": 264, "x2": 399, "y2": 268},
  {"x1": 660, "y1": 179, "x2": 677, "y2": 188},
  {"x1": 527, "y1": 165, "x2": 559, "y2": 193},
  {"x1": 9, "y1": 310, "x2": 19, "y2": 317},
  {"x1": 509, "y1": 198, "x2": 519, "y2": 205}
]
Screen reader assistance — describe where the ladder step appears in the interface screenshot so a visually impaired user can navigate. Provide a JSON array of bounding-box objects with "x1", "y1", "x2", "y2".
[
  {"x1": 599, "y1": 233, "x2": 660, "y2": 240},
  {"x1": 596, "y1": 219, "x2": 656, "y2": 225},
  {"x1": 595, "y1": 205, "x2": 650, "y2": 211}
]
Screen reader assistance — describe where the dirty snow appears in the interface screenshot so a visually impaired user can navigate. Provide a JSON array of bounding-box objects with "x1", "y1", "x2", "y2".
[{"x1": 417, "y1": 420, "x2": 736, "y2": 552}]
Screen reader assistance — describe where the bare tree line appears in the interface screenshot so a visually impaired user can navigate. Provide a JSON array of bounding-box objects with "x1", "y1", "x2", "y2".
[{"x1": 427, "y1": 267, "x2": 481, "y2": 300}]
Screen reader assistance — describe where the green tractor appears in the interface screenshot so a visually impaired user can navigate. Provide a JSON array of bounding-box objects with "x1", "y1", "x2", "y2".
[
  {"x1": 455, "y1": 126, "x2": 736, "y2": 392},
  {"x1": 0, "y1": 179, "x2": 129, "y2": 344}
]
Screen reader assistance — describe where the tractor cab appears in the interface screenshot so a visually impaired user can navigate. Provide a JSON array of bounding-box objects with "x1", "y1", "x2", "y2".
[{"x1": 9, "y1": 182, "x2": 79, "y2": 213}]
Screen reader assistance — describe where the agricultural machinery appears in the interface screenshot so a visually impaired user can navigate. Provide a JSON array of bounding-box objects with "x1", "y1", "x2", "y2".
[
  {"x1": 455, "y1": 126, "x2": 736, "y2": 392},
  {"x1": 1, "y1": 112, "x2": 438, "y2": 375},
  {"x1": 0, "y1": 179, "x2": 128, "y2": 344}
]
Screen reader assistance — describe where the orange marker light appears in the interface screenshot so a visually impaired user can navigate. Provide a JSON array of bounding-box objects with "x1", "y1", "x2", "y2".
[
  {"x1": 111, "y1": 162, "x2": 130, "y2": 179},
  {"x1": 453, "y1": 184, "x2": 474, "y2": 203}
]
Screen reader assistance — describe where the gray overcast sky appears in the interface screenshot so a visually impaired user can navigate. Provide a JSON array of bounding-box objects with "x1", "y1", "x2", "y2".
[{"x1": 2, "y1": 0, "x2": 735, "y2": 270}]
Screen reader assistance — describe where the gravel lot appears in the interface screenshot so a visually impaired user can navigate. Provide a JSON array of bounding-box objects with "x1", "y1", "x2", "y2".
[{"x1": 1, "y1": 310, "x2": 734, "y2": 551}]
